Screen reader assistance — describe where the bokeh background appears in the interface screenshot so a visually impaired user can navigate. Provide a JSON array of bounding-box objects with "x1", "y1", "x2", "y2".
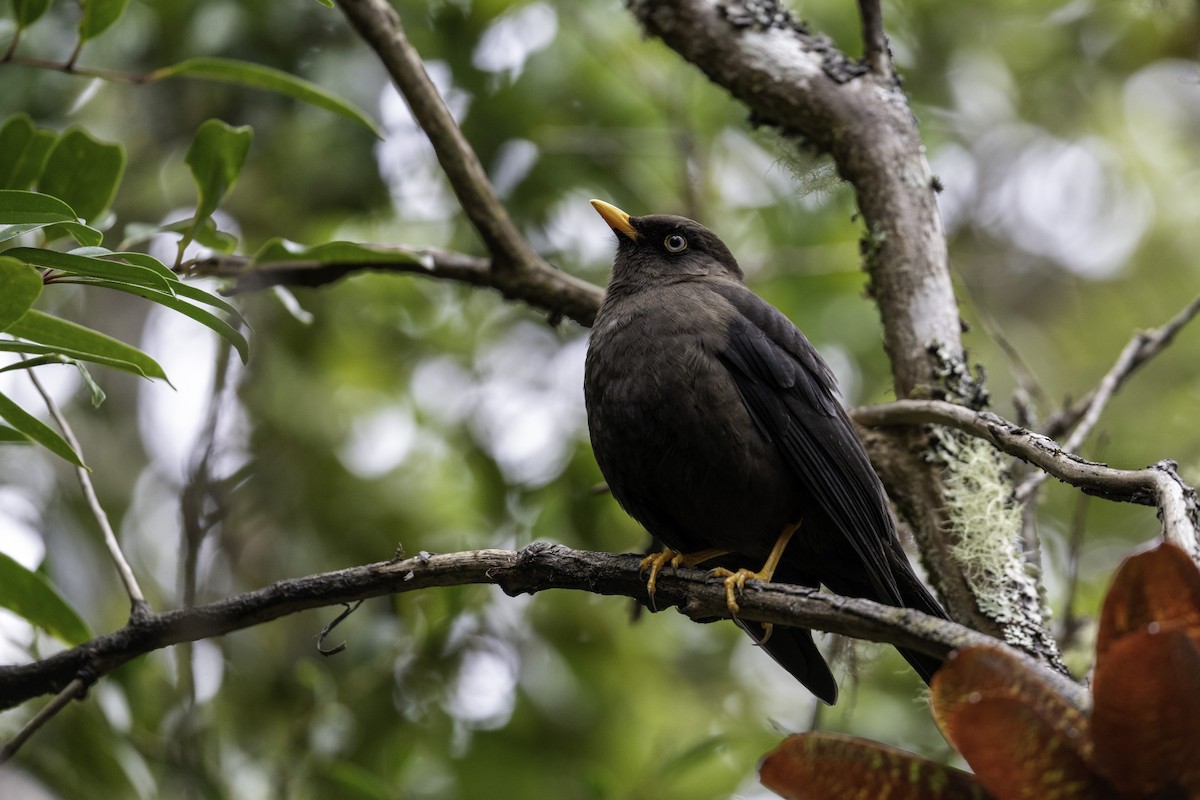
[{"x1": 1, "y1": 0, "x2": 1199, "y2": 797}]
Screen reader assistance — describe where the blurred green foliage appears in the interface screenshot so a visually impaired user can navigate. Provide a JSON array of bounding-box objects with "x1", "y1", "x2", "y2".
[{"x1": 1, "y1": 0, "x2": 1199, "y2": 798}]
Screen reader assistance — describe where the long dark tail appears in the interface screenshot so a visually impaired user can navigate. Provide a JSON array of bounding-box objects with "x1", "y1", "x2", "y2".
[
  {"x1": 839, "y1": 543, "x2": 949, "y2": 686},
  {"x1": 889, "y1": 562, "x2": 949, "y2": 685},
  {"x1": 737, "y1": 619, "x2": 839, "y2": 704},
  {"x1": 772, "y1": 546, "x2": 948, "y2": 694}
]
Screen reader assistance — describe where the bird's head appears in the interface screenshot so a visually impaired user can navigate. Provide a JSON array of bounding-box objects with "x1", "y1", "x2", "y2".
[{"x1": 590, "y1": 199, "x2": 744, "y2": 289}]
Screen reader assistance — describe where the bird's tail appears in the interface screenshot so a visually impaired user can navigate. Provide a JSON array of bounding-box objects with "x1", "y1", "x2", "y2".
[
  {"x1": 738, "y1": 619, "x2": 839, "y2": 704},
  {"x1": 884, "y1": 551, "x2": 948, "y2": 685}
]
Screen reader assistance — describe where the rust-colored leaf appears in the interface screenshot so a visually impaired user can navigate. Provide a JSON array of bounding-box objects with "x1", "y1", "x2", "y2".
[
  {"x1": 930, "y1": 644, "x2": 1092, "y2": 765},
  {"x1": 1091, "y1": 624, "x2": 1200, "y2": 796},
  {"x1": 1096, "y1": 540, "x2": 1200, "y2": 662},
  {"x1": 946, "y1": 697, "x2": 1119, "y2": 800},
  {"x1": 759, "y1": 732, "x2": 988, "y2": 800}
]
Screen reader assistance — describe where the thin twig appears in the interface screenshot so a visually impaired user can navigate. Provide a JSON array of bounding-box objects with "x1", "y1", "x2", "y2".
[
  {"x1": 856, "y1": 0, "x2": 889, "y2": 76},
  {"x1": 1016, "y1": 333, "x2": 1141, "y2": 503},
  {"x1": 316, "y1": 601, "x2": 364, "y2": 656},
  {"x1": 177, "y1": 339, "x2": 238, "y2": 702},
  {"x1": 1041, "y1": 294, "x2": 1200, "y2": 440},
  {"x1": 1058, "y1": 435, "x2": 1103, "y2": 653},
  {"x1": 26, "y1": 370, "x2": 149, "y2": 617},
  {"x1": 0, "y1": 678, "x2": 87, "y2": 766},
  {"x1": 1, "y1": 53, "x2": 150, "y2": 84}
]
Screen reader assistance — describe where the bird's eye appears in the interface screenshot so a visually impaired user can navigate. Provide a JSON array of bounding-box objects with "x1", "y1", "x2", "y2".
[{"x1": 664, "y1": 234, "x2": 688, "y2": 253}]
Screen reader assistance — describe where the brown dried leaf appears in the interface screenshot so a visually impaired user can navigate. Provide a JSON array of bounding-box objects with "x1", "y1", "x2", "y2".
[
  {"x1": 759, "y1": 732, "x2": 988, "y2": 800},
  {"x1": 930, "y1": 644, "x2": 1092, "y2": 765},
  {"x1": 1091, "y1": 624, "x2": 1200, "y2": 796},
  {"x1": 1096, "y1": 540, "x2": 1200, "y2": 662},
  {"x1": 946, "y1": 697, "x2": 1119, "y2": 800}
]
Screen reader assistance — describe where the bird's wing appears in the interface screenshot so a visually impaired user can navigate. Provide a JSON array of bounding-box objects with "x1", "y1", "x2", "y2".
[{"x1": 709, "y1": 283, "x2": 905, "y2": 606}]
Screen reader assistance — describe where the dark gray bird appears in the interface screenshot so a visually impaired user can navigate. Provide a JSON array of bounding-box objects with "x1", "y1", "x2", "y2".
[{"x1": 583, "y1": 199, "x2": 947, "y2": 703}]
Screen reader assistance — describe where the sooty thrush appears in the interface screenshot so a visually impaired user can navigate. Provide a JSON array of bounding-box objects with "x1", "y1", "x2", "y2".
[{"x1": 583, "y1": 199, "x2": 947, "y2": 704}]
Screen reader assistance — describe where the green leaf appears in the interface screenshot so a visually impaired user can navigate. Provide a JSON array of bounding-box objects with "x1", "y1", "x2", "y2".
[
  {"x1": 5, "y1": 356, "x2": 112, "y2": 407},
  {"x1": 72, "y1": 359, "x2": 107, "y2": 407},
  {"x1": 184, "y1": 119, "x2": 253, "y2": 222},
  {"x1": 77, "y1": 0, "x2": 130, "y2": 42},
  {"x1": 0, "y1": 424, "x2": 29, "y2": 443},
  {"x1": 170, "y1": 280, "x2": 248, "y2": 328},
  {"x1": 11, "y1": 0, "x2": 52, "y2": 28},
  {"x1": 161, "y1": 215, "x2": 239, "y2": 252},
  {"x1": 0, "y1": 551, "x2": 92, "y2": 645},
  {"x1": 0, "y1": 115, "x2": 58, "y2": 190},
  {"x1": 62, "y1": 279, "x2": 249, "y2": 363},
  {"x1": 97, "y1": 249, "x2": 180, "y2": 283},
  {"x1": 38, "y1": 128, "x2": 126, "y2": 223},
  {"x1": 0, "y1": 189, "x2": 79, "y2": 224},
  {"x1": 6, "y1": 309, "x2": 168, "y2": 382},
  {"x1": 0, "y1": 389, "x2": 84, "y2": 466},
  {"x1": 0, "y1": 340, "x2": 153, "y2": 379},
  {"x1": 0, "y1": 220, "x2": 104, "y2": 247},
  {"x1": 150, "y1": 58, "x2": 383, "y2": 138},
  {"x1": 0, "y1": 354, "x2": 66, "y2": 374},
  {"x1": 0, "y1": 257, "x2": 42, "y2": 331},
  {"x1": 6, "y1": 247, "x2": 175, "y2": 293}
]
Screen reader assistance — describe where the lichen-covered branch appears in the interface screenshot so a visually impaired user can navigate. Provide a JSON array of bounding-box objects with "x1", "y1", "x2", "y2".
[{"x1": 854, "y1": 400, "x2": 1200, "y2": 554}]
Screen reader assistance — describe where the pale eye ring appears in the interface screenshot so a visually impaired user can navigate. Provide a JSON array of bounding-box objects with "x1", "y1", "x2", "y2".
[{"x1": 664, "y1": 234, "x2": 688, "y2": 253}]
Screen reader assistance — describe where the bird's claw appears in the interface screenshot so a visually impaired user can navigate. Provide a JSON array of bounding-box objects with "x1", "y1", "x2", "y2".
[
  {"x1": 710, "y1": 566, "x2": 765, "y2": 616},
  {"x1": 640, "y1": 547, "x2": 733, "y2": 610},
  {"x1": 639, "y1": 549, "x2": 681, "y2": 609},
  {"x1": 711, "y1": 569, "x2": 775, "y2": 643}
]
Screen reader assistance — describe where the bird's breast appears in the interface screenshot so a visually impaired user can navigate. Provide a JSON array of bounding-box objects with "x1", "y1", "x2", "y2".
[{"x1": 584, "y1": 287, "x2": 798, "y2": 556}]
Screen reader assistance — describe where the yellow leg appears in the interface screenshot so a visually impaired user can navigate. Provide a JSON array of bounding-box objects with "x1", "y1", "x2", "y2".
[
  {"x1": 639, "y1": 547, "x2": 732, "y2": 607},
  {"x1": 710, "y1": 521, "x2": 801, "y2": 616}
]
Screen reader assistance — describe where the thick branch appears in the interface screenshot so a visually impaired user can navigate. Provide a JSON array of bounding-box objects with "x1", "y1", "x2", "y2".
[
  {"x1": 0, "y1": 543, "x2": 1087, "y2": 714},
  {"x1": 629, "y1": 0, "x2": 960, "y2": 399}
]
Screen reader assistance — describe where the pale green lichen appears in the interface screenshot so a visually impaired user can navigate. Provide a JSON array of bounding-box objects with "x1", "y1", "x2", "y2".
[{"x1": 938, "y1": 430, "x2": 1051, "y2": 651}]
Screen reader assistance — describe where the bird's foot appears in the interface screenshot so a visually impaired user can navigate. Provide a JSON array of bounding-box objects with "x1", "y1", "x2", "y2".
[
  {"x1": 710, "y1": 565, "x2": 764, "y2": 615},
  {"x1": 639, "y1": 547, "x2": 731, "y2": 609},
  {"x1": 708, "y1": 521, "x2": 802, "y2": 616}
]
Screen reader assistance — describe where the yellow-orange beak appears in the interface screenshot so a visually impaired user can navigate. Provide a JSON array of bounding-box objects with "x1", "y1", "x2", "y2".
[{"x1": 590, "y1": 199, "x2": 638, "y2": 241}]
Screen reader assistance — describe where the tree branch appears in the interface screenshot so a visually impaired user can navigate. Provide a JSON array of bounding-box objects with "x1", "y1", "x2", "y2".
[
  {"x1": 853, "y1": 399, "x2": 1200, "y2": 554},
  {"x1": 332, "y1": 0, "x2": 603, "y2": 326},
  {"x1": 0, "y1": 543, "x2": 1089, "y2": 718},
  {"x1": 856, "y1": 0, "x2": 889, "y2": 76},
  {"x1": 185, "y1": 247, "x2": 604, "y2": 325},
  {"x1": 27, "y1": 369, "x2": 148, "y2": 619},
  {"x1": 1040, "y1": 293, "x2": 1200, "y2": 441}
]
